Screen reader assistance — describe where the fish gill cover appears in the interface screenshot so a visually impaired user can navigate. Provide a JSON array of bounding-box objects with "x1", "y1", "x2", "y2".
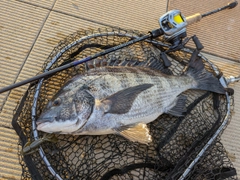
[{"x1": 12, "y1": 27, "x2": 237, "y2": 180}]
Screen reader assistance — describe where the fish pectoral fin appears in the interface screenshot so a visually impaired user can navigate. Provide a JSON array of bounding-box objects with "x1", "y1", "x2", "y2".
[
  {"x1": 114, "y1": 123, "x2": 152, "y2": 144},
  {"x1": 166, "y1": 95, "x2": 187, "y2": 117},
  {"x1": 101, "y1": 84, "x2": 154, "y2": 114}
]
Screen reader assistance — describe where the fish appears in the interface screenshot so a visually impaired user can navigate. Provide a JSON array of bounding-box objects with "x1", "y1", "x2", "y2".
[{"x1": 36, "y1": 58, "x2": 225, "y2": 144}]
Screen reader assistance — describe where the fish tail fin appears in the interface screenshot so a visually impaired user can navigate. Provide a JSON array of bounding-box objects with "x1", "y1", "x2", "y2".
[{"x1": 186, "y1": 58, "x2": 225, "y2": 94}]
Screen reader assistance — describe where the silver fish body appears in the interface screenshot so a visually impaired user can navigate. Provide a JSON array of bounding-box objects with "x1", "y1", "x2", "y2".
[
  {"x1": 36, "y1": 60, "x2": 225, "y2": 144},
  {"x1": 71, "y1": 67, "x2": 191, "y2": 133}
]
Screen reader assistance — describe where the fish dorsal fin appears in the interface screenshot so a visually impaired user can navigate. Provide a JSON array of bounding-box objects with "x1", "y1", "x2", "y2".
[
  {"x1": 86, "y1": 55, "x2": 172, "y2": 75},
  {"x1": 166, "y1": 95, "x2": 187, "y2": 117},
  {"x1": 115, "y1": 123, "x2": 152, "y2": 144},
  {"x1": 138, "y1": 56, "x2": 172, "y2": 74},
  {"x1": 101, "y1": 84, "x2": 153, "y2": 114},
  {"x1": 119, "y1": 57, "x2": 172, "y2": 75}
]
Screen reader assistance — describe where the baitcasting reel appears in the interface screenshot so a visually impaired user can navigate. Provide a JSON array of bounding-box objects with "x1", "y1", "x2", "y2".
[
  {"x1": 159, "y1": 2, "x2": 238, "y2": 50},
  {"x1": 159, "y1": 9, "x2": 188, "y2": 47}
]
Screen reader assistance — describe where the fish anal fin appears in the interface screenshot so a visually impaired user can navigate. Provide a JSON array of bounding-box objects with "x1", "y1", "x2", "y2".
[
  {"x1": 115, "y1": 123, "x2": 152, "y2": 144},
  {"x1": 166, "y1": 95, "x2": 187, "y2": 117},
  {"x1": 101, "y1": 84, "x2": 154, "y2": 114}
]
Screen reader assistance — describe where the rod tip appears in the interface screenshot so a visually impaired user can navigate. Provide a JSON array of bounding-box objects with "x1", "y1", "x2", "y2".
[{"x1": 228, "y1": 1, "x2": 238, "y2": 9}]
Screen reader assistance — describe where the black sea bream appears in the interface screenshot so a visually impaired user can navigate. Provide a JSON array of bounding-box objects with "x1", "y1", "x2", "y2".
[{"x1": 36, "y1": 59, "x2": 225, "y2": 144}]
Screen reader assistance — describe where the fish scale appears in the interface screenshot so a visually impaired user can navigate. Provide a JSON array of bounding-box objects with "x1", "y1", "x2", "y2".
[{"x1": 79, "y1": 67, "x2": 191, "y2": 128}]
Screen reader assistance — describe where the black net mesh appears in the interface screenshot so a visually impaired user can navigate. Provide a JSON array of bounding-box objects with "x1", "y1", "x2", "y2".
[{"x1": 12, "y1": 27, "x2": 237, "y2": 180}]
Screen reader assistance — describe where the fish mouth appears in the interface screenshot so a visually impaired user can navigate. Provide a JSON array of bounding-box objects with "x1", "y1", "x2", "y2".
[
  {"x1": 36, "y1": 122, "x2": 47, "y2": 130},
  {"x1": 36, "y1": 117, "x2": 54, "y2": 124},
  {"x1": 36, "y1": 117, "x2": 54, "y2": 130}
]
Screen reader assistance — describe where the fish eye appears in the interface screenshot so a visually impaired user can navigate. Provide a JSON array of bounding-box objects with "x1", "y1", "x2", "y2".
[{"x1": 53, "y1": 98, "x2": 61, "y2": 106}]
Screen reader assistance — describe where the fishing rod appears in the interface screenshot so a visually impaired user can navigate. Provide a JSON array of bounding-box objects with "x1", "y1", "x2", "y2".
[{"x1": 0, "y1": 1, "x2": 237, "y2": 94}]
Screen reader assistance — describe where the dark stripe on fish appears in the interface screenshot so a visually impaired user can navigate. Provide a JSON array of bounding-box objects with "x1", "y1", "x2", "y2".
[{"x1": 138, "y1": 68, "x2": 156, "y2": 76}]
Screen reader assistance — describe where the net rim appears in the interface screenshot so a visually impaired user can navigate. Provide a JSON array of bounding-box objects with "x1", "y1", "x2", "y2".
[{"x1": 29, "y1": 30, "x2": 231, "y2": 180}]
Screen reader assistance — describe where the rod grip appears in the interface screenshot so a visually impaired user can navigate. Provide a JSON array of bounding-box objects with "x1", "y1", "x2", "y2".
[{"x1": 186, "y1": 13, "x2": 202, "y2": 25}]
